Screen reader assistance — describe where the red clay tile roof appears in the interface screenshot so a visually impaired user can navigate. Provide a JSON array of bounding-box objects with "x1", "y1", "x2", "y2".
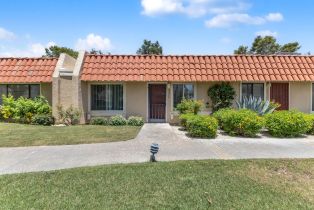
[
  {"x1": 81, "y1": 54, "x2": 314, "y2": 82},
  {"x1": 0, "y1": 57, "x2": 58, "y2": 83}
]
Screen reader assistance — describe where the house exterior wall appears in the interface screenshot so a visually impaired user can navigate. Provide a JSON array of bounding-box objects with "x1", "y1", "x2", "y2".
[
  {"x1": 125, "y1": 82, "x2": 148, "y2": 120},
  {"x1": 40, "y1": 82, "x2": 52, "y2": 105},
  {"x1": 289, "y1": 82, "x2": 311, "y2": 113}
]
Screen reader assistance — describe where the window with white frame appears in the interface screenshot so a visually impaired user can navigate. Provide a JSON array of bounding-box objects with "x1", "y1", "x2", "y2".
[
  {"x1": 0, "y1": 84, "x2": 40, "y2": 104},
  {"x1": 91, "y1": 84, "x2": 123, "y2": 111},
  {"x1": 241, "y1": 83, "x2": 264, "y2": 99},
  {"x1": 173, "y1": 84, "x2": 194, "y2": 108}
]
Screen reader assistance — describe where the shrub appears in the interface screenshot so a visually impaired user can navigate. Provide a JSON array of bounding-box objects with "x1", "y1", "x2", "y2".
[
  {"x1": 127, "y1": 116, "x2": 144, "y2": 126},
  {"x1": 176, "y1": 99, "x2": 204, "y2": 114},
  {"x1": 31, "y1": 114, "x2": 54, "y2": 126},
  {"x1": 212, "y1": 108, "x2": 234, "y2": 126},
  {"x1": 186, "y1": 115, "x2": 218, "y2": 138},
  {"x1": 0, "y1": 95, "x2": 51, "y2": 124},
  {"x1": 265, "y1": 111, "x2": 311, "y2": 137},
  {"x1": 90, "y1": 117, "x2": 109, "y2": 125},
  {"x1": 110, "y1": 115, "x2": 127, "y2": 126},
  {"x1": 57, "y1": 105, "x2": 81, "y2": 125},
  {"x1": 208, "y1": 83, "x2": 235, "y2": 112},
  {"x1": 179, "y1": 113, "x2": 198, "y2": 128},
  {"x1": 236, "y1": 96, "x2": 280, "y2": 115},
  {"x1": 305, "y1": 114, "x2": 314, "y2": 135},
  {"x1": 214, "y1": 109, "x2": 264, "y2": 137}
]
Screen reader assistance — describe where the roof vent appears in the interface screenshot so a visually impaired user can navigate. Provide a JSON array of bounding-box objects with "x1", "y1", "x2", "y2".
[{"x1": 59, "y1": 67, "x2": 73, "y2": 76}]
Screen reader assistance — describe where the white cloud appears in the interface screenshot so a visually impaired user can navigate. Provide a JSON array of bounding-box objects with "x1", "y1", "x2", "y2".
[
  {"x1": 265, "y1": 13, "x2": 283, "y2": 22},
  {"x1": 0, "y1": 27, "x2": 15, "y2": 40},
  {"x1": 141, "y1": 0, "x2": 249, "y2": 17},
  {"x1": 141, "y1": 0, "x2": 183, "y2": 16},
  {"x1": 205, "y1": 12, "x2": 283, "y2": 28},
  {"x1": 255, "y1": 30, "x2": 278, "y2": 37},
  {"x1": 0, "y1": 41, "x2": 55, "y2": 57},
  {"x1": 75, "y1": 33, "x2": 112, "y2": 51}
]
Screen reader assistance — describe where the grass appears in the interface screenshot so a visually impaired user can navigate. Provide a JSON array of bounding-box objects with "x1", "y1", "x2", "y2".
[
  {"x1": 0, "y1": 159, "x2": 313, "y2": 209},
  {"x1": 0, "y1": 122, "x2": 141, "y2": 147}
]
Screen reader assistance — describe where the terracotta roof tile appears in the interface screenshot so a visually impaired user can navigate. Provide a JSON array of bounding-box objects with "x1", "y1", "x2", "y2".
[
  {"x1": 0, "y1": 57, "x2": 57, "y2": 83},
  {"x1": 80, "y1": 54, "x2": 314, "y2": 82}
]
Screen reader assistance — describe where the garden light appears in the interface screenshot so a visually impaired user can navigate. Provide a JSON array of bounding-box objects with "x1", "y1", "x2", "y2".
[{"x1": 150, "y1": 143, "x2": 159, "y2": 162}]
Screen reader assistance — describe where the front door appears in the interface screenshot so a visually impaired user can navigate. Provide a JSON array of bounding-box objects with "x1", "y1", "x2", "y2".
[
  {"x1": 149, "y1": 84, "x2": 166, "y2": 122},
  {"x1": 270, "y1": 83, "x2": 289, "y2": 110}
]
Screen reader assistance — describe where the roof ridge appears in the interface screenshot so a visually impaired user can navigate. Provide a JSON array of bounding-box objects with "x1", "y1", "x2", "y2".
[
  {"x1": 0, "y1": 57, "x2": 58, "y2": 60},
  {"x1": 85, "y1": 54, "x2": 314, "y2": 57}
]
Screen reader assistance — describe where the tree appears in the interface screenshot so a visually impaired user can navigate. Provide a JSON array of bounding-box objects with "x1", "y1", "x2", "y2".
[
  {"x1": 136, "y1": 39, "x2": 163, "y2": 55},
  {"x1": 44, "y1": 46, "x2": 79, "y2": 58},
  {"x1": 234, "y1": 36, "x2": 301, "y2": 55},
  {"x1": 234, "y1": 45, "x2": 248, "y2": 54},
  {"x1": 250, "y1": 36, "x2": 280, "y2": 55},
  {"x1": 208, "y1": 83, "x2": 235, "y2": 112},
  {"x1": 89, "y1": 48, "x2": 104, "y2": 55},
  {"x1": 280, "y1": 42, "x2": 301, "y2": 53}
]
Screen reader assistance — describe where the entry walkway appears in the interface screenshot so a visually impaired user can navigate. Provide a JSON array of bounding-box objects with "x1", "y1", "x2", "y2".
[{"x1": 1, "y1": 123, "x2": 314, "y2": 175}]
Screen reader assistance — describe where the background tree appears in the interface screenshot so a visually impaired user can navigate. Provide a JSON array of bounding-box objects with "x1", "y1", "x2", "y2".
[
  {"x1": 136, "y1": 39, "x2": 163, "y2": 55},
  {"x1": 44, "y1": 46, "x2": 79, "y2": 58},
  {"x1": 234, "y1": 36, "x2": 301, "y2": 55},
  {"x1": 89, "y1": 48, "x2": 104, "y2": 55},
  {"x1": 234, "y1": 45, "x2": 248, "y2": 54},
  {"x1": 280, "y1": 42, "x2": 301, "y2": 53}
]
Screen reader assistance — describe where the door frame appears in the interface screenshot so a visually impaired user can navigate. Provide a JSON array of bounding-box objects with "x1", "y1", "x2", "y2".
[
  {"x1": 147, "y1": 82, "x2": 168, "y2": 122},
  {"x1": 269, "y1": 82, "x2": 290, "y2": 110}
]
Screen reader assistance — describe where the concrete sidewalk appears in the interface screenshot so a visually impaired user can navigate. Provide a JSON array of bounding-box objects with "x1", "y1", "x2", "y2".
[{"x1": 1, "y1": 123, "x2": 314, "y2": 175}]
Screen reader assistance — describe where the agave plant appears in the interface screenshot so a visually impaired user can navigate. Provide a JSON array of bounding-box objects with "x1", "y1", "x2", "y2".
[{"x1": 236, "y1": 96, "x2": 279, "y2": 116}]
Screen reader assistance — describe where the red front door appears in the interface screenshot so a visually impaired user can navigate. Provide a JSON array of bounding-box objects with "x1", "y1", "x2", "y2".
[
  {"x1": 149, "y1": 84, "x2": 166, "y2": 121},
  {"x1": 270, "y1": 83, "x2": 289, "y2": 110}
]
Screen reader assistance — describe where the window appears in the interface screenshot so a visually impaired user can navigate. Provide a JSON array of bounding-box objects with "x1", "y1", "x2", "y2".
[
  {"x1": 91, "y1": 84, "x2": 123, "y2": 111},
  {"x1": 173, "y1": 84, "x2": 194, "y2": 108},
  {"x1": 0, "y1": 84, "x2": 40, "y2": 104},
  {"x1": 242, "y1": 83, "x2": 264, "y2": 99}
]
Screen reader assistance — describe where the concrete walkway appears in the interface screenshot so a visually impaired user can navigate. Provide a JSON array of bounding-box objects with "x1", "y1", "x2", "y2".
[{"x1": 1, "y1": 123, "x2": 314, "y2": 175}]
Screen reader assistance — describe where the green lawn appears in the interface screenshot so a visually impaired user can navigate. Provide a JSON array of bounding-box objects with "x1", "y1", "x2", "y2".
[
  {"x1": 0, "y1": 159, "x2": 313, "y2": 209},
  {"x1": 0, "y1": 122, "x2": 141, "y2": 147}
]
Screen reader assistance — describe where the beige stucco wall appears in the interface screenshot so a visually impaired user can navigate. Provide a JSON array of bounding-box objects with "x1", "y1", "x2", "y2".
[
  {"x1": 40, "y1": 83, "x2": 52, "y2": 105},
  {"x1": 289, "y1": 82, "x2": 311, "y2": 113},
  {"x1": 125, "y1": 82, "x2": 148, "y2": 120}
]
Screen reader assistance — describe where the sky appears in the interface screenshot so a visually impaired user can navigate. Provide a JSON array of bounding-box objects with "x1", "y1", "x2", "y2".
[{"x1": 0, "y1": 0, "x2": 313, "y2": 56}]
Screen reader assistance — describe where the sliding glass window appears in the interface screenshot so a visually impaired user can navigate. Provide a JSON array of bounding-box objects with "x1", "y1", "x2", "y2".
[
  {"x1": 0, "y1": 84, "x2": 40, "y2": 104},
  {"x1": 173, "y1": 84, "x2": 194, "y2": 108},
  {"x1": 91, "y1": 84, "x2": 123, "y2": 111},
  {"x1": 241, "y1": 83, "x2": 264, "y2": 99}
]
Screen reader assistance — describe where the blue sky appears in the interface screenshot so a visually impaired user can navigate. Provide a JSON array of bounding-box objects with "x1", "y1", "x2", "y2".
[{"x1": 0, "y1": 0, "x2": 313, "y2": 56}]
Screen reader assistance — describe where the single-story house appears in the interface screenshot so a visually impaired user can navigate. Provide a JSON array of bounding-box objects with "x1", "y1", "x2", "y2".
[
  {"x1": 0, "y1": 57, "x2": 57, "y2": 104},
  {"x1": 1, "y1": 51, "x2": 314, "y2": 123}
]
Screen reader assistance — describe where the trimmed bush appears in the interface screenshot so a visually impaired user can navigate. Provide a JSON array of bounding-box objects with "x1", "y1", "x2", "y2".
[
  {"x1": 305, "y1": 114, "x2": 314, "y2": 135},
  {"x1": 212, "y1": 108, "x2": 234, "y2": 126},
  {"x1": 110, "y1": 115, "x2": 127, "y2": 126},
  {"x1": 31, "y1": 114, "x2": 54, "y2": 126},
  {"x1": 179, "y1": 113, "x2": 198, "y2": 128},
  {"x1": 176, "y1": 99, "x2": 204, "y2": 114},
  {"x1": 90, "y1": 117, "x2": 109, "y2": 125},
  {"x1": 214, "y1": 109, "x2": 264, "y2": 137},
  {"x1": 265, "y1": 111, "x2": 311, "y2": 137},
  {"x1": 186, "y1": 115, "x2": 218, "y2": 138},
  {"x1": 127, "y1": 116, "x2": 144, "y2": 126}
]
